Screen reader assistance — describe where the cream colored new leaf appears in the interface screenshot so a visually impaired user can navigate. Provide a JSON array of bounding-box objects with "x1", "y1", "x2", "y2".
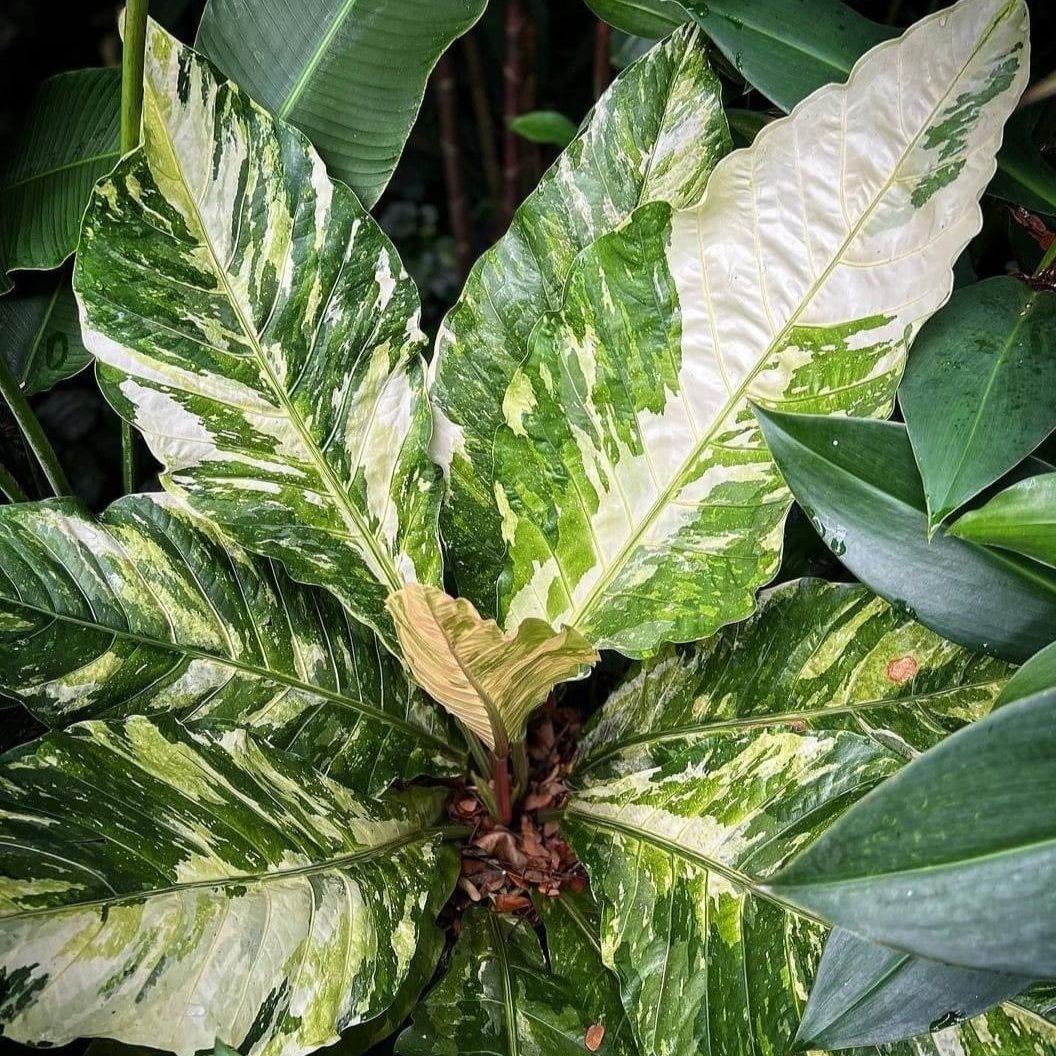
[
  {"x1": 493, "y1": 0, "x2": 1029, "y2": 656},
  {"x1": 386, "y1": 584, "x2": 598, "y2": 751}
]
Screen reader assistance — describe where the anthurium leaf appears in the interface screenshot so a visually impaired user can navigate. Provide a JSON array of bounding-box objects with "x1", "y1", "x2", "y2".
[
  {"x1": 0, "y1": 715, "x2": 458, "y2": 1056},
  {"x1": 794, "y1": 928, "x2": 1028, "y2": 1050},
  {"x1": 0, "y1": 68, "x2": 120, "y2": 277},
  {"x1": 395, "y1": 906, "x2": 636, "y2": 1055},
  {"x1": 583, "y1": 0, "x2": 687, "y2": 38},
  {"x1": 429, "y1": 25, "x2": 731, "y2": 615},
  {"x1": 755, "y1": 408, "x2": 1056, "y2": 662},
  {"x1": 997, "y1": 639, "x2": 1056, "y2": 706},
  {"x1": 196, "y1": 0, "x2": 486, "y2": 208},
  {"x1": 493, "y1": 0, "x2": 1028, "y2": 657},
  {"x1": 990, "y1": 107, "x2": 1056, "y2": 216},
  {"x1": 509, "y1": 110, "x2": 580, "y2": 148},
  {"x1": 0, "y1": 495, "x2": 462, "y2": 794},
  {"x1": 950, "y1": 472, "x2": 1056, "y2": 568},
  {"x1": 899, "y1": 279, "x2": 1056, "y2": 530},
  {"x1": 385, "y1": 583, "x2": 598, "y2": 752},
  {"x1": 565, "y1": 578, "x2": 1051, "y2": 1056},
  {"x1": 74, "y1": 21, "x2": 442, "y2": 652},
  {"x1": 769, "y1": 689, "x2": 1056, "y2": 978},
  {"x1": 0, "y1": 272, "x2": 90, "y2": 396}
]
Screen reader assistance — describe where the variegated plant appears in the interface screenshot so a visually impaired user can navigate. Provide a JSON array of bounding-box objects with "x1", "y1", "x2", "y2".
[{"x1": 0, "y1": 2, "x2": 1051, "y2": 1056}]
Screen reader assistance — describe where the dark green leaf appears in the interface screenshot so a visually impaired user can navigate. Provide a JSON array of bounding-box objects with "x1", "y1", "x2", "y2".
[
  {"x1": 769, "y1": 689, "x2": 1056, "y2": 978},
  {"x1": 754, "y1": 407, "x2": 1056, "y2": 662},
  {"x1": 509, "y1": 110, "x2": 580, "y2": 147},
  {"x1": 950, "y1": 472, "x2": 1056, "y2": 568},
  {"x1": 795, "y1": 928, "x2": 1028, "y2": 1050},
  {"x1": 584, "y1": 0, "x2": 687, "y2": 38},
  {"x1": 997, "y1": 639, "x2": 1056, "y2": 707},
  {"x1": 990, "y1": 107, "x2": 1056, "y2": 216},
  {"x1": 899, "y1": 278, "x2": 1056, "y2": 530}
]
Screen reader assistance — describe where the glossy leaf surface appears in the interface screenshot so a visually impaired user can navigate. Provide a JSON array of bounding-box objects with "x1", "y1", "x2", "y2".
[
  {"x1": 583, "y1": 0, "x2": 687, "y2": 38},
  {"x1": 0, "y1": 495, "x2": 461, "y2": 793},
  {"x1": 997, "y1": 639, "x2": 1056, "y2": 706},
  {"x1": 900, "y1": 278, "x2": 1056, "y2": 530},
  {"x1": 196, "y1": 0, "x2": 486, "y2": 208},
  {"x1": 770, "y1": 690, "x2": 1056, "y2": 978},
  {"x1": 950, "y1": 472, "x2": 1056, "y2": 568},
  {"x1": 0, "y1": 716, "x2": 457, "y2": 1056},
  {"x1": 756, "y1": 408, "x2": 1056, "y2": 661},
  {"x1": 74, "y1": 22, "x2": 442, "y2": 650},
  {"x1": 494, "y1": 0, "x2": 1027, "y2": 656},
  {"x1": 430, "y1": 26, "x2": 731, "y2": 614}
]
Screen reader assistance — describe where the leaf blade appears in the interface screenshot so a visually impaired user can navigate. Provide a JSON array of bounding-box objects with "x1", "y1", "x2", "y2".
[{"x1": 949, "y1": 472, "x2": 1056, "y2": 567}]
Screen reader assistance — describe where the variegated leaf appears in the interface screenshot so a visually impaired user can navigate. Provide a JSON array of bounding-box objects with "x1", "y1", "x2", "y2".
[
  {"x1": 564, "y1": 579, "x2": 1055, "y2": 1056},
  {"x1": 396, "y1": 904, "x2": 636, "y2": 1056},
  {"x1": 73, "y1": 20, "x2": 441, "y2": 651},
  {"x1": 386, "y1": 583, "x2": 597, "y2": 752},
  {"x1": 429, "y1": 25, "x2": 731, "y2": 615},
  {"x1": 0, "y1": 716, "x2": 458, "y2": 1056},
  {"x1": 0, "y1": 495, "x2": 462, "y2": 794},
  {"x1": 493, "y1": 0, "x2": 1028, "y2": 656}
]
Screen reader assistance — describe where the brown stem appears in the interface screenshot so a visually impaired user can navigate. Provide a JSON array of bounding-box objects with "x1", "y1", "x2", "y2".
[
  {"x1": 492, "y1": 751, "x2": 514, "y2": 827},
  {"x1": 502, "y1": 0, "x2": 526, "y2": 225},
  {"x1": 462, "y1": 34, "x2": 503, "y2": 214},
  {"x1": 521, "y1": 18, "x2": 541, "y2": 184},
  {"x1": 435, "y1": 53, "x2": 475, "y2": 278},
  {"x1": 593, "y1": 20, "x2": 611, "y2": 100}
]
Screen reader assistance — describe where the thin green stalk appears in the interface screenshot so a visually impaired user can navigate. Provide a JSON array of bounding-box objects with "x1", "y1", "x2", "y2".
[
  {"x1": 1036, "y1": 237, "x2": 1056, "y2": 276},
  {"x1": 492, "y1": 751, "x2": 513, "y2": 826},
  {"x1": 119, "y1": 0, "x2": 150, "y2": 494},
  {"x1": 0, "y1": 462, "x2": 28, "y2": 503},
  {"x1": 511, "y1": 739, "x2": 528, "y2": 802},
  {"x1": 0, "y1": 358, "x2": 71, "y2": 496}
]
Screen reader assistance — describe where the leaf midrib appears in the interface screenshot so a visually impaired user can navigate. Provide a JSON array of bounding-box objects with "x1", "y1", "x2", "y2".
[{"x1": 563, "y1": 7, "x2": 1010, "y2": 633}]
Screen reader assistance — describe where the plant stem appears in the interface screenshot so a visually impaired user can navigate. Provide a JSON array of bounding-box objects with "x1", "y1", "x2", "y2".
[
  {"x1": 511, "y1": 739, "x2": 529, "y2": 801},
  {"x1": 492, "y1": 751, "x2": 514, "y2": 826},
  {"x1": 502, "y1": 0, "x2": 526, "y2": 225},
  {"x1": 460, "y1": 720, "x2": 494, "y2": 777},
  {"x1": 120, "y1": 0, "x2": 150, "y2": 494},
  {"x1": 0, "y1": 358, "x2": 71, "y2": 496},
  {"x1": 0, "y1": 462, "x2": 28, "y2": 503},
  {"x1": 435, "y1": 53, "x2": 475, "y2": 278},
  {"x1": 593, "y1": 20, "x2": 611, "y2": 99},
  {"x1": 462, "y1": 35, "x2": 503, "y2": 216},
  {"x1": 1035, "y1": 237, "x2": 1056, "y2": 276}
]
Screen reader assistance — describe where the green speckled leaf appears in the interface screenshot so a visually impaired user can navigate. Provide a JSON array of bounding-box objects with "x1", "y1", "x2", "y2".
[
  {"x1": 396, "y1": 906, "x2": 636, "y2": 1056},
  {"x1": 74, "y1": 21, "x2": 441, "y2": 652},
  {"x1": 0, "y1": 494, "x2": 462, "y2": 794},
  {"x1": 563, "y1": 579, "x2": 1056, "y2": 1056},
  {"x1": 492, "y1": 0, "x2": 1028, "y2": 657},
  {"x1": 0, "y1": 716, "x2": 458, "y2": 1056},
  {"x1": 429, "y1": 25, "x2": 731, "y2": 615}
]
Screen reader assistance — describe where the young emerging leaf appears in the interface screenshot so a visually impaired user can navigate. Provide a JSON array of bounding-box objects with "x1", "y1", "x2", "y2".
[
  {"x1": 564, "y1": 579, "x2": 1056, "y2": 1056},
  {"x1": 493, "y1": 0, "x2": 1029, "y2": 656},
  {"x1": 0, "y1": 494, "x2": 462, "y2": 794},
  {"x1": 949, "y1": 471, "x2": 1056, "y2": 567},
  {"x1": 74, "y1": 20, "x2": 441, "y2": 652},
  {"x1": 386, "y1": 583, "x2": 597, "y2": 752},
  {"x1": 0, "y1": 716, "x2": 458, "y2": 1056},
  {"x1": 430, "y1": 25, "x2": 732, "y2": 614}
]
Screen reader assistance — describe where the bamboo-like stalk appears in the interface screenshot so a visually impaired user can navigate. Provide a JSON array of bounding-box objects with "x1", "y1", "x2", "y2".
[
  {"x1": 502, "y1": 0, "x2": 526, "y2": 224},
  {"x1": 491, "y1": 751, "x2": 514, "y2": 826},
  {"x1": 0, "y1": 358, "x2": 71, "y2": 497},
  {"x1": 0, "y1": 461, "x2": 28, "y2": 503},
  {"x1": 462, "y1": 35, "x2": 503, "y2": 212},
  {"x1": 593, "y1": 20, "x2": 611, "y2": 100},
  {"x1": 119, "y1": 0, "x2": 150, "y2": 494},
  {"x1": 435, "y1": 53, "x2": 475, "y2": 278}
]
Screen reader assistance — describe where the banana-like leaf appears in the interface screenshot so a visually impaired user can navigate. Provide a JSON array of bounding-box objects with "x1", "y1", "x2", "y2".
[
  {"x1": 396, "y1": 904, "x2": 636, "y2": 1055},
  {"x1": 0, "y1": 68, "x2": 120, "y2": 278},
  {"x1": 583, "y1": 0, "x2": 687, "y2": 38},
  {"x1": 997, "y1": 639, "x2": 1056, "y2": 706},
  {"x1": 899, "y1": 279, "x2": 1056, "y2": 531},
  {"x1": 0, "y1": 716, "x2": 458, "y2": 1056},
  {"x1": 0, "y1": 495, "x2": 462, "y2": 794},
  {"x1": 950, "y1": 472, "x2": 1056, "y2": 567},
  {"x1": 74, "y1": 21, "x2": 441, "y2": 652},
  {"x1": 196, "y1": 0, "x2": 486, "y2": 208},
  {"x1": 429, "y1": 25, "x2": 731, "y2": 615},
  {"x1": 564, "y1": 579, "x2": 1056, "y2": 1056},
  {"x1": 794, "y1": 928, "x2": 1028, "y2": 1050},
  {"x1": 0, "y1": 273, "x2": 91, "y2": 396},
  {"x1": 769, "y1": 689, "x2": 1056, "y2": 978},
  {"x1": 492, "y1": 0, "x2": 1028, "y2": 657},
  {"x1": 386, "y1": 583, "x2": 597, "y2": 752}
]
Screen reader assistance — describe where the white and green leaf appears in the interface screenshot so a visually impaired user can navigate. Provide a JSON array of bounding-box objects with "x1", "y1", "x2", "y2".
[
  {"x1": 0, "y1": 495, "x2": 462, "y2": 793},
  {"x1": 74, "y1": 21, "x2": 442, "y2": 651},
  {"x1": 564, "y1": 579, "x2": 1054, "y2": 1056},
  {"x1": 0, "y1": 716, "x2": 458, "y2": 1056},
  {"x1": 492, "y1": 0, "x2": 1029, "y2": 656},
  {"x1": 429, "y1": 25, "x2": 732, "y2": 615}
]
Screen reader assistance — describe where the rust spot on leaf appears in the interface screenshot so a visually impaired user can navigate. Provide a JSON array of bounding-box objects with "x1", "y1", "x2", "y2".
[
  {"x1": 585, "y1": 1024, "x2": 605, "y2": 1051},
  {"x1": 886, "y1": 655, "x2": 919, "y2": 684}
]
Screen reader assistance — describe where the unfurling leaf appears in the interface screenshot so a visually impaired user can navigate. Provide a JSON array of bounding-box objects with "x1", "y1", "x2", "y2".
[
  {"x1": 74, "y1": 20, "x2": 441, "y2": 652},
  {"x1": 386, "y1": 583, "x2": 598, "y2": 752},
  {"x1": 492, "y1": 0, "x2": 1029, "y2": 657}
]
